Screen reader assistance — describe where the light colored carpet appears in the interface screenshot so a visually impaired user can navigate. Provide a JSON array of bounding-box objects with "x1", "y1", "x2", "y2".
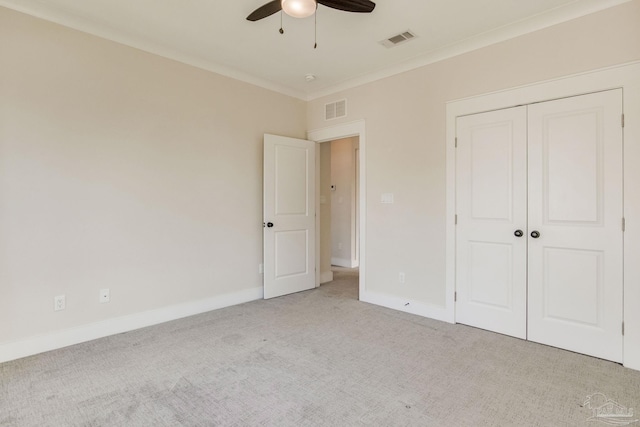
[{"x1": 1, "y1": 268, "x2": 639, "y2": 426}]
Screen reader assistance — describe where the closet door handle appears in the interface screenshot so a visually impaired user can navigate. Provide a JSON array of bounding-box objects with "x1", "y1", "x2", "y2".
[
  {"x1": 514, "y1": 230, "x2": 523, "y2": 237},
  {"x1": 531, "y1": 230, "x2": 540, "y2": 239}
]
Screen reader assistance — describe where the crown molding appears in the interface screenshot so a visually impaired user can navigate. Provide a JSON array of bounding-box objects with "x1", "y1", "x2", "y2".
[
  {"x1": 0, "y1": 0, "x2": 632, "y2": 102},
  {"x1": 305, "y1": 0, "x2": 633, "y2": 100},
  {"x1": 0, "y1": 1, "x2": 308, "y2": 100}
]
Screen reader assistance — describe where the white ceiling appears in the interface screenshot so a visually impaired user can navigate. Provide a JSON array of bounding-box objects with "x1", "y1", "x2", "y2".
[{"x1": 0, "y1": 0, "x2": 631, "y2": 100}]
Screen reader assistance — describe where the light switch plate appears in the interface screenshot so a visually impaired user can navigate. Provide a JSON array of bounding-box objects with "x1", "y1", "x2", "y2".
[{"x1": 381, "y1": 193, "x2": 394, "y2": 204}]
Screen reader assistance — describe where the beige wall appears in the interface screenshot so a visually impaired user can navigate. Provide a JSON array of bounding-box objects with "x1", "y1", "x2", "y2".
[
  {"x1": 2, "y1": 1, "x2": 640, "y2": 353},
  {"x1": 307, "y1": 0, "x2": 640, "y2": 307},
  {"x1": 0, "y1": 7, "x2": 306, "y2": 344}
]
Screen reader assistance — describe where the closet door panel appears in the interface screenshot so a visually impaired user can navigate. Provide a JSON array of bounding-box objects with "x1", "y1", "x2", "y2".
[
  {"x1": 527, "y1": 89, "x2": 623, "y2": 363},
  {"x1": 455, "y1": 107, "x2": 528, "y2": 339}
]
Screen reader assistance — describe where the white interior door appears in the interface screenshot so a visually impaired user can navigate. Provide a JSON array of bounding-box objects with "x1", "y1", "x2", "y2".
[
  {"x1": 527, "y1": 90, "x2": 623, "y2": 362},
  {"x1": 264, "y1": 134, "x2": 316, "y2": 299},
  {"x1": 455, "y1": 107, "x2": 528, "y2": 339}
]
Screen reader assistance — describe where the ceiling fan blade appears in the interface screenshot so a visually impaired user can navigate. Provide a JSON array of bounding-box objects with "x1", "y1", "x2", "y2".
[
  {"x1": 246, "y1": 0, "x2": 282, "y2": 21},
  {"x1": 317, "y1": 0, "x2": 375, "y2": 13}
]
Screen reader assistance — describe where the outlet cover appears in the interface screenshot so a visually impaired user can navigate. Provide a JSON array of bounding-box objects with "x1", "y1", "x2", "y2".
[{"x1": 54, "y1": 295, "x2": 66, "y2": 311}]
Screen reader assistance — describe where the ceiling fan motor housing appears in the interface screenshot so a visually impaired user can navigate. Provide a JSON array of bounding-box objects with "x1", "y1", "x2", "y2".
[
  {"x1": 247, "y1": 0, "x2": 375, "y2": 21},
  {"x1": 281, "y1": 0, "x2": 317, "y2": 18}
]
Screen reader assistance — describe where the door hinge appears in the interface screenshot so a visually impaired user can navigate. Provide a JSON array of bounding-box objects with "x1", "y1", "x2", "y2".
[
  {"x1": 622, "y1": 114, "x2": 625, "y2": 128},
  {"x1": 623, "y1": 217, "x2": 626, "y2": 232},
  {"x1": 455, "y1": 214, "x2": 458, "y2": 225},
  {"x1": 454, "y1": 291, "x2": 457, "y2": 302},
  {"x1": 455, "y1": 137, "x2": 458, "y2": 148},
  {"x1": 622, "y1": 322, "x2": 625, "y2": 336}
]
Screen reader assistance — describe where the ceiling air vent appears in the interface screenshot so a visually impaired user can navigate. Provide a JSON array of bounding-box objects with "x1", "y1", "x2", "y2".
[
  {"x1": 380, "y1": 30, "x2": 417, "y2": 48},
  {"x1": 325, "y1": 99, "x2": 347, "y2": 121}
]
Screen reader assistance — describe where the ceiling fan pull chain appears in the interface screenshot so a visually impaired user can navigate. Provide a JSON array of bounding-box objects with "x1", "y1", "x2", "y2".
[
  {"x1": 314, "y1": 6, "x2": 317, "y2": 49},
  {"x1": 279, "y1": 10, "x2": 284, "y2": 34}
]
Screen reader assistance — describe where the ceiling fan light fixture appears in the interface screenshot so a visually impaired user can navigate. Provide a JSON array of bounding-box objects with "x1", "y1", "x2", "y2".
[{"x1": 281, "y1": 0, "x2": 317, "y2": 18}]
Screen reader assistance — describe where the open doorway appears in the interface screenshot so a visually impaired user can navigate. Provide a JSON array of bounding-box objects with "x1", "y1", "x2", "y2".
[
  {"x1": 319, "y1": 138, "x2": 359, "y2": 293},
  {"x1": 309, "y1": 120, "x2": 365, "y2": 300}
]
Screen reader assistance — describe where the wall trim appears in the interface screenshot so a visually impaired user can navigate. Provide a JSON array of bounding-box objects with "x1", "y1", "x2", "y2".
[
  {"x1": 0, "y1": 286, "x2": 263, "y2": 364},
  {"x1": 446, "y1": 60, "x2": 640, "y2": 370},
  {"x1": 320, "y1": 271, "x2": 334, "y2": 284},
  {"x1": 331, "y1": 257, "x2": 358, "y2": 268},
  {"x1": 361, "y1": 290, "x2": 450, "y2": 323},
  {"x1": 0, "y1": 2, "x2": 306, "y2": 100},
  {"x1": 0, "y1": 0, "x2": 631, "y2": 102},
  {"x1": 305, "y1": 0, "x2": 633, "y2": 100}
]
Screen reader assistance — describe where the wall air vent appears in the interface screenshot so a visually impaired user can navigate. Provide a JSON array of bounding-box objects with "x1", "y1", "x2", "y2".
[
  {"x1": 325, "y1": 99, "x2": 347, "y2": 121},
  {"x1": 380, "y1": 30, "x2": 417, "y2": 48}
]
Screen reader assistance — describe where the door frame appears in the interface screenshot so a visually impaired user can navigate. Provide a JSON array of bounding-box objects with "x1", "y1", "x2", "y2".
[
  {"x1": 308, "y1": 120, "x2": 366, "y2": 300},
  {"x1": 445, "y1": 61, "x2": 640, "y2": 370}
]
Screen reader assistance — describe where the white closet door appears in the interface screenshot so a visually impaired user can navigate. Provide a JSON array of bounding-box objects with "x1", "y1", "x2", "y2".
[
  {"x1": 456, "y1": 107, "x2": 528, "y2": 339},
  {"x1": 527, "y1": 90, "x2": 623, "y2": 362}
]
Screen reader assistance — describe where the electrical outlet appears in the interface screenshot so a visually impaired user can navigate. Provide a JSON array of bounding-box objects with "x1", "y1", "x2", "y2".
[
  {"x1": 99, "y1": 288, "x2": 110, "y2": 303},
  {"x1": 399, "y1": 272, "x2": 406, "y2": 284},
  {"x1": 54, "y1": 295, "x2": 66, "y2": 311}
]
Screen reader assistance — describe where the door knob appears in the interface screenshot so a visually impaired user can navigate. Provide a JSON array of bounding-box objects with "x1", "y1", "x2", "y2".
[
  {"x1": 266, "y1": 222, "x2": 274, "y2": 228},
  {"x1": 514, "y1": 230, "x2": 523, "y2": 237},
  {"x1": 531, "y1": 230, "x2": 540, "y2": 239}
]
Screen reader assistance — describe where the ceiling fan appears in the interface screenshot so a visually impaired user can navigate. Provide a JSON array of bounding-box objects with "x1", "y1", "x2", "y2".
[{"x1": 247, "y1": 0, "x2": 376, "y2": 21}]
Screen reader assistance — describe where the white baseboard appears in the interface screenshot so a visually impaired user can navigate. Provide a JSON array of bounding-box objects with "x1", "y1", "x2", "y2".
[
  {"x1": 0, "y1": 286, "x2": 263, "y2": 364},
  {"x1": 360, "y1": 289, "x2": 454, "y2": 323},
  {"x1": 331, "y1": 257, "x2": 359, "y2": 268},
  {"x1": 320, "y1": 270, "x2": 334, "y2": 284}
]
